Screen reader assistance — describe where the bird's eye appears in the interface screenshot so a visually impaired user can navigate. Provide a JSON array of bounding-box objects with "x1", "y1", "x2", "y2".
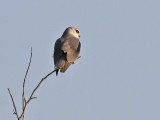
[{"x1": 76, "y1": 30, "x2": 79, "y2": 33}]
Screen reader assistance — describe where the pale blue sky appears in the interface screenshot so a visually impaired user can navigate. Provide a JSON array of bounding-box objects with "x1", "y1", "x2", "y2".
[{"x1": 1, "y1": 0, "x2": 160, "y2": 120}]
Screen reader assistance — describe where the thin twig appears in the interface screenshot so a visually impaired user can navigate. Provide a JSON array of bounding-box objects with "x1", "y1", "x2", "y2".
[
  {"x1": 8, "y1": 47, "x2": 56, "y2": 120},
  {"x1": 19, "y1": 69, "x2": 56, "y2": 119},
  {"x1": 8, "y1": 88, "x2": 20, "y2": 120},
  {"x1": 22, "y1": 47, "x2": 32, "y2": 120}
]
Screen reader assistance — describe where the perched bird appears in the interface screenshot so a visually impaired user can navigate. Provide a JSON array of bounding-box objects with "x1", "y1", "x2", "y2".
[{"x1": 53, "y1": 26, "x2": 81, "y2": 76}]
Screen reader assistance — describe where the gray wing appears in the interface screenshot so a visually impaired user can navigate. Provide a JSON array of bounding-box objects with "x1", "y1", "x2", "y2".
[
  {"x1": 54, "y1": 37, "x2": 81, "y2": 74},
  {"x1": 54, "y1": 38, "x2": 71, "y2": 73},
  {"x1": 54, "y1": 38, "x2": 64, "y2": 66},
  {"x1": 61, "y1": 37, "x2": 81, "y2": 62}
]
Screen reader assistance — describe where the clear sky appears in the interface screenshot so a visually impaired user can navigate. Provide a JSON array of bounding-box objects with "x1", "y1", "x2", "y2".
[{"x1": 1, "y1": 0, "x2": 160, "y2": 120}]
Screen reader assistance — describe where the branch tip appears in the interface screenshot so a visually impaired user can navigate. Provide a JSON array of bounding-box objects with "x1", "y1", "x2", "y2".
[{"x1": 32, "y1": 97, "x2": 37, "y2": 99}]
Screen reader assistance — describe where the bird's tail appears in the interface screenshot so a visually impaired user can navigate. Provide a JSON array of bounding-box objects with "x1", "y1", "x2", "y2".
[
  {"x1": 54, "y1": 60, "x2": 71, "y2": 75},
  {"x1": 60, "y1": 61, "x2": 71, "y2": 73},
  {"x1": 56, "y1": 69, "x2": 59, "y2": 76}
]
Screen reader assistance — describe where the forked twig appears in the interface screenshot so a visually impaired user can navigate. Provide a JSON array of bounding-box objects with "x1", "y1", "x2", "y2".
[
  {"x1": 19, "y1": 69, "x2": 55, "y2": 119},
  {"x1": 8, "y1": 47, "x2": 56, "y2": 120}
]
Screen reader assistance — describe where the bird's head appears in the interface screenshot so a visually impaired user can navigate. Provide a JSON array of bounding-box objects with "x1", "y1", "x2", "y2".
[{"x1": 62, "y1": 26, "x2": 80, "y2": 38}]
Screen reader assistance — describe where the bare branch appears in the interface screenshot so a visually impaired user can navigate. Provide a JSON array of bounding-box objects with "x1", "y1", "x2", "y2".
[
  {"x1": 22, "y1": 47, "x2": 32, "y2": 120},
  {"x1": 19, "y1": 69, "x2": 56, "y2": 119},
  {"x1": 8, "y1": 47, "x2": 56, "y2": 120},
  {"x1": 8, "y1": 88, "x2": 20, "y2": 120}
]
